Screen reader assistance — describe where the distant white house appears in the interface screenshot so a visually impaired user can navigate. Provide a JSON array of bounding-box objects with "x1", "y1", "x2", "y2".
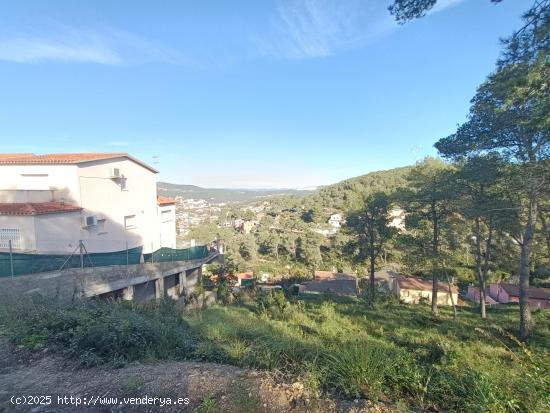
[
  {"x1": 0, "y1": 153, "x2": 176, "y2": 254},
  {"x1": 388, "y1": 208, "x2": 406, "y2": 231},
  {"x1": 328, "y1": 213, "x2": 344, "y2": 229}
]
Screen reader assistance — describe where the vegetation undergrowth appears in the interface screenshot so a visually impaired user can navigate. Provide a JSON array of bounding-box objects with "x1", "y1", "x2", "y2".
[
  {"x1": 0, "y1": 296, "x2": 195, "y2": 367},
  {"x1": 1, "y1": 293, "x2": 548, "y2": 412}
]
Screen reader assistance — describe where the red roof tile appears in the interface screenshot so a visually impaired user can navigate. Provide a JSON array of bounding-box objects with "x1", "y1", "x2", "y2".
[
  {"x1": 157, "y1": 196, "x2": 176, "y2": 206},
  {"x1": 0, "y1": 202, "x2": 82, "y2": 216},
  {"x1": 0, "y1": 153, "x2": 126, "y2": 163},
  {"x1": 500, "y1": 284, "x2": 550, "y2": 301},
  {"x1": 397, "y1": 276, "x2": 458, "y2": 294},
  {"x1": 0, "y1": 153, "x2": 158, "y2": 173},
  {"x1": 0, "y1": 153, "x2": 34, "y2": 159}
]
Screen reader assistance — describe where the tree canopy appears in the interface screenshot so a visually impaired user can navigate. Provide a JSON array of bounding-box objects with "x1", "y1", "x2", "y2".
[{"x1": 389, "y1": 0, "x2": 503, "y2": 24}]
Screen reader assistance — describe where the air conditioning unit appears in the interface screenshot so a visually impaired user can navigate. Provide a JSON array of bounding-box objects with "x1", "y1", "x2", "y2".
[
  {"x1": 110, "y1": 167, "x2": 121, "y2": 178},
  {"x1": 84, "y1": 215, "x2": 98, "y2": 227}
]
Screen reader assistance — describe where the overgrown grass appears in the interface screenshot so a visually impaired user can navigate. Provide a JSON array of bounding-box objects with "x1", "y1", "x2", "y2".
[
  {"x1": 0, "y1": 296, "x2": 195, "y2": 367},
  {"x1": 1, "y1": 293, "x2": 548, "y2": 412}
]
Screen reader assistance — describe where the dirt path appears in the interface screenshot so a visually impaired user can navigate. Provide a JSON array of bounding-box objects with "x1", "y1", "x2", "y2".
[{"x1": 0, "y1": 341, "x2": 395, "y2": 413}]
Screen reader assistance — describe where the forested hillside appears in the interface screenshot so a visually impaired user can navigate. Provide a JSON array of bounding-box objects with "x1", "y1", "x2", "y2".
[
  {"x1": 186, "y1": 163, "x2": 429, "y2": 276},
  {"x1": 188, "y1": 156, "x2": 549, "y2": 291},
  {"x1": 308, "y1": 165, "x2": 412, "y2": 211}
]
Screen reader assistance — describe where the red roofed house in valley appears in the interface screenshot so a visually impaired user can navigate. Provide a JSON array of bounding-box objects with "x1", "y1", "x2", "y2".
[
  {"x1": 298, "y1": 271, "x2": 359, "y2": 296},
  {"x1": 0, "y1": 153, "x2": 176, "y2": 255},
  {"x1": 489, "y1": 283, "x2": 550, "y2": 309},
  {"x1": 466, "y1": 286, "x2": 499, "y2": 306},
  {"x1": 236, "y1": 271, "x2": 254, "y2": 286},
  {"x1": 394, "y1": 276, "x2": 458, "y2": 306}
]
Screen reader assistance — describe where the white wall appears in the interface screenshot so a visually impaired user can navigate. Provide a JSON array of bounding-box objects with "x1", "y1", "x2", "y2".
[
  {"x1": 33, "y1": 212, "x2": 84, "y2": 253},
  {"x1": 0, "y1": 215, "x2": 37, "y2": 251},
  {"x1": 0, "y1": 165, "x2": 80, "y2": 203},
  {"x1": 158, "y1": 204, "x2": 176, "y2": 249},
  {"x1": 77, "y1": 158, "x2": 159, "y2": 253}
]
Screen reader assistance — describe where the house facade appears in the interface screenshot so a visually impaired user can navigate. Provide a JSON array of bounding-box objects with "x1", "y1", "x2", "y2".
[
  {"x1": 488, "y1": 283, "x2": 550, "y2": 309},
  {"x1": 157, "y1": 196, "x2": 177, "y2": 249},
  {"x1": 465, "y1": 286, "x2": 499, "y2": 306},
  {"x1": 394, "y1": 276, "x2": 458, "y2": 306},
  {"x1": 0, "y1": 153, "x2": 176, "y2": 254},
  {"x1": 328, "y1": 213, "x2": 343, "y2": 229}
]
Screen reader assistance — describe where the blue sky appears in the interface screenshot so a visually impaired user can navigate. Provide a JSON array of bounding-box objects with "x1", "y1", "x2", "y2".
[{"x1": 0, "y1": 0, "x2": 529, "y2": 188}]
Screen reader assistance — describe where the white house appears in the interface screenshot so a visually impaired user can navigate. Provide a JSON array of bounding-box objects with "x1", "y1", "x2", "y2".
[
  {"x1": 394, "y1": 276, "x2": 458, "y2": 306},
  {"x1": 388, "y1": 207, "x2": 406, "y2": 231},
  {"x1": 0, "y1": 153, "x2": 176, "y2": 254},
  {"x1": 328, "y1": 213, "x2": 343, "y2": 229}
]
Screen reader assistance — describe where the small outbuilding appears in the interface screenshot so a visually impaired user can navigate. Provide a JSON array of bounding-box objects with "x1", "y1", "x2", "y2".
[
  {"x1": 489, "y1": 283, "x2": 550, "y2": 309},
  {"x1": 300, "y1": 271, "x2": 358, "y2": 296},
  {"x1": 394, "y1": 276, "x2": 458, "y2": 306}
]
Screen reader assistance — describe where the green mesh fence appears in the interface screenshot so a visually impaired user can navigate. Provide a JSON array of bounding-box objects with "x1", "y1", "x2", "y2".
[
  {"x1": 143, "y1": 246, "x2": 209, "y2": 263},
  {"x1": 0, "y1": 246, "x2": 143, "y2": 278}
]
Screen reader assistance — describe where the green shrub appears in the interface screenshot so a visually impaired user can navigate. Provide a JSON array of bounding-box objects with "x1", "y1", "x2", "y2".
[
  {"x1": 324, "y1": 340, "x2": 404, "y2": 399},
  {"x1": 1, "y1": 298, "x2": 196, "y2": 366},
  {"x1": 253, "y1": 289, "x2": 288, "y2": 318},
  {"x1": 215, "y1": 279, "x2": 232, "y2": 304}
]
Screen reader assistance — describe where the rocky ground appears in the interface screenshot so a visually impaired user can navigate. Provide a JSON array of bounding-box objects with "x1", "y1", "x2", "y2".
[{"x1": 0, "y1": 340, "x2": 398, "y2": 413}]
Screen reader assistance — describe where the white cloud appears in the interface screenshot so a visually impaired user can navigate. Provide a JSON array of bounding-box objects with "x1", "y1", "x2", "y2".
[
  {"x1": 0, "y1": 26, "x2": 191, "y2": 66},
  {"x1": 253, "y1": 0, "x2": 469, "y2": 60},
  {"x1": 253, "y1": 0, "x2": 397, "y2": 60},
  {"x1": 428, "y1": 0, "x2": 467, "y2": 15}
]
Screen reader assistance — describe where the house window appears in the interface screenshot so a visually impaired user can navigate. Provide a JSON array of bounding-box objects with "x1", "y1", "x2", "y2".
[
  {"x1": 124, "y1": 215, "x2": 137, "y2": 230},
  {"x1": 120, "y1": 178, "x2": 128, "y2": 191},
  {"x1": 0, "y1": 228, "x2": 22, "y2": 249}
]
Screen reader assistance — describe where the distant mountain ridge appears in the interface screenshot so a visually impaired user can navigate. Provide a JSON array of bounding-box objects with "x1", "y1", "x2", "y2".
[
  {"x1": 157, "y1": 182, "x2": 317, "y2": 203},
  {"x1": 158, "y1": 165, "x2": 414, "y2": 206}
]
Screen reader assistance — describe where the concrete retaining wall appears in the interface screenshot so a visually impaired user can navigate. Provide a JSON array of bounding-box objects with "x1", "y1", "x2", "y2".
[{"x1": 0, "y1": 254, "x2": 219, "y2": 304}]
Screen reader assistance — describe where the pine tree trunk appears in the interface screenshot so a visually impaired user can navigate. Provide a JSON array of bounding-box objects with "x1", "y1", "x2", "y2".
[
  {"x1": 481, "y1": 219, "x2": 493, "y2": 318},
  {"x1": 475, "y1": 218, "x2": 487, "y2": 319},
  {"x1": 431, "y1": 201, "x2": 439, "y2": 316},
  {"x1": 369, "y1": 249, "x2": 375, "y2": 305},
  {"x1": 539, "y1": 211, "x2": 550, "y2": 263},
  {"x1": 519, "y1": 196, "x2": 537, "y2": 339},
  {"x1": 369, "y1": 225, "x2": 376, "y2": 305}
]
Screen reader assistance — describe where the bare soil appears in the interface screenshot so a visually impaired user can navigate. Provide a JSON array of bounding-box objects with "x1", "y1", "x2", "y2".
[{"x1": 0, "y1": 340, "x2": 397, "y2": 413}]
